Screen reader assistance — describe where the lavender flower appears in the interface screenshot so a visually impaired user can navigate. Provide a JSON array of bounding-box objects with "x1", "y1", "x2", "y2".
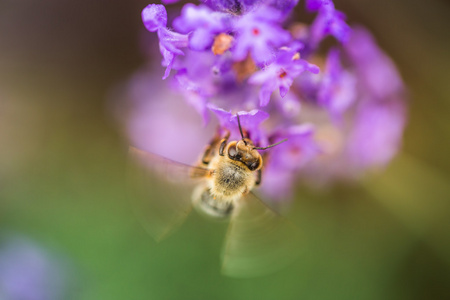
[
  {"x1": 173, "y1": 4, "x2": 230, "y2": 51},
  {"x1": 345, "y1": 26, "x2": 404, "y2": 100},
  {"x1": 306, "y1": 0, "x2": 351, "y2": 50},
  {"x1": 348, "y1": 99, "x2": 406, "y2": 169},
  {"x1": 0, "y1": 235, "x2": 71, "y2": 300},
  {"x1": 231, "y1": 5, "x2": 291, "y2": 65},
  {"x1": 261, "y1": 124, "x2": 320, "y2": 199},
  {"x1": 249, "y1": 43, "x2": 319, "y2": 106},
  {"x1": 209, "y1": 104, "x2": 269, "y2": 144},
  {"x1": 115, "y1": 68, "x2": 214, "y2": 164},
  {"x1": 201, "y1": 0, "x2": 259, "y2": 14},
  {"x1": 126, "y1": 0, "x2": 407, "y2": 201},
  {"x1": 142, "y1": 4, "x2": 189, "y2": 79},
  {"x1": 317, "y1": 48, "x2": 356, "y2": 119}
]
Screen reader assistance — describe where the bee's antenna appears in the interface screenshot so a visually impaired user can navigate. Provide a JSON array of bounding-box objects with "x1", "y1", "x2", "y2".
[
  {"x1": 236, "y1": 113, "x2": 247, "y2": 145},
  {"x1": 253, "y1": 139, "x2": 288, "y2": 150}
]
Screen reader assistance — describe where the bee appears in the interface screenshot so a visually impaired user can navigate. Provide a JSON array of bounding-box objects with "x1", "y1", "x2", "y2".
[{"x1": 128, "y1": 114, "x2": 300, "y2": 277}]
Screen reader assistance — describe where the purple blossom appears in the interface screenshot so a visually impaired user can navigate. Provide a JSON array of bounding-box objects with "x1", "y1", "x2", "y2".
[
  {"x1": 249, "y1": 45, "x2": 319, "y2": 106},
  {"x1": 268, "y1": 124, "x2": 319, "y2": 171},
  {"x1": 173, "y1": 4, "x2": 230, "y2": 51},
  {"x1": 307, "y1": 0, "x2": 351, "y2": 49},
  {"x1": 171, "y1": 50, "x2": 238, "y2": 123},
  {"x1": 131, "y1": 0, "x2": 408, "y2": 200},
  {"x1": 120, "y1": 68, "x2": 214, "y2": 164},
  {"x1": 174, "y1": 69, "x2": 211, "y2": 124},
  {"x1": 142, "y1": 4, "x2": 189, "y2": 79},
  {"x1": 0, "y1": 235, "x2": 71, "y2": 300},
  {"x1": 317, "y1": 48, "x2": 356, "y2": 119},
  {"x1": 261, "y1": 125, "x2": 320, "y2": 199},
  {"x1": 231, "y1": 6, "x2": 291, "y2": 65},
  {"x1": 142, "y1": 4, "x2": 167, "y2": 31},
  {"x1": 208, "y1": 104, "x2": 269, "y2": 144},
  {"x1": 347, "y1": 99, "x2": 406, "y2": 169},
  {"x1": 296, "y1": 27, "x2": 407, "y2": 180},
  {"x1": 268, "y1": 0, "x2": 300, "y2": 18},
  {"x1": 272, "y1": 91, "x2": 302, "y2": 119},
  {"x1": 305, "y1": 0, "x2": 323, "y2": 11},
  {"x1": 201, "y1": 0, "x2": 259, "y2": 14},
  {"x1": 345, "y1": 26, "x2": 404, "y2": 100}
]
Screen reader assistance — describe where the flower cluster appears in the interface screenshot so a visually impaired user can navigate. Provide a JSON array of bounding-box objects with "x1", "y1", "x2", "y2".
[{"x1": 122, "y1": 0, "x2": 407, "y2": 201}]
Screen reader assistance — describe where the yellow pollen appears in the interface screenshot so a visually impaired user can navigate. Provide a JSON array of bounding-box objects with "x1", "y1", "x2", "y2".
[{"x1": 212, "y1": 33, "x2": 234, "y2": 55}]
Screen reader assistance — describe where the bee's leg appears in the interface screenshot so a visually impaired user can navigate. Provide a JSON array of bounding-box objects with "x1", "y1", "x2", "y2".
[
  {"x1": 202, "y1": 128, "x2": 222, "y2": 165},
  {"x1": 255, "y1": 169, "x2": 262, "y2": 186},
  {"x1": 219, "y1": 130, "x2": 231, "y2": 156},
  {"x1": 255, "y1": 151, "x2": 269, "y2": 185}
]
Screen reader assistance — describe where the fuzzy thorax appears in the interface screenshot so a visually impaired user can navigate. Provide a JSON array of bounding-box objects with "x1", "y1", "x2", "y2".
[{"x1": 207, "y1": 155, "x2": 256, "y2": 202}]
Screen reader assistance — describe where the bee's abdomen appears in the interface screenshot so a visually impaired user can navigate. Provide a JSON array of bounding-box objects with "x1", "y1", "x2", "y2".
[{"x1": 194, "y1": 188, "x2": 234, "y2": 219}]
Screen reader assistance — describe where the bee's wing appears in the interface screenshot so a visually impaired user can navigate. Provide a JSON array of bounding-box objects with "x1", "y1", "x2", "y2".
[
  {"x1": 221, "y1": 192, "x2": 301, "y2": 278},
  {"x1": 128, "y1": 147, "x2": 211, "y2": 241}
]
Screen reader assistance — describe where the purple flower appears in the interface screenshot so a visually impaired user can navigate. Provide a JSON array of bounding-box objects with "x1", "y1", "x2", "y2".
[
  {"x1": 340, "y1": 27, "x2": 406, "y2": 170},
  {"x1": 208, "y1": 104, "x2": 269, "y2": 144},
  {"x1": 202, "y1": 0, "x2": 299, "y2": 16},
  {"x1": 307, "y1": 0, "x2": 351, "y2": 49},
  {"x1": 295, "y1": 28, "x2": 407, "y2": 180},
  {"x1": 142, "y1": 4, "x2": 189, "y2": 79},
  {"x1": 345, "y1": 26, "x2": 404, "y2": 100},
  {"x1": 173, "y1": 4, "x2": 230, "y2": 51},
  {"x1": 174, "y1": 69, "x2": 212, "y2": 124},
  {"x1": 171, "y1": 50, "x2": 240, "y2": 123},
  {"x1": 231, "y1": 5, "x2": 291, "y2": 65},
  {"x1": 249, "y1": 44, "x2": 319, "y2": 106},
  {"x1": 201, "y1": 0, "x2": 258, "y2": 14},
  {"x1": 268, "y1": 124, "x2": 319, "y2": 171},
  {"x1": 142, "y1": 4, "x2": 167, "y2": 31},
  {"x1": 347, "y1": 99, "x2": 406, "y2": 169},
  {"x1": 268, "y1": 0, "x2": 300, "y2": 18},
  {"x1": 131, "y1": 0, "x2": 408, "y2": 200},
  {"x1": 305, "y1": 0, "x2": 323, "y2": 11},
  {"x1": 261, "y1": 125, "x2": 320, "y2": 199},
  {"x1": 317, "y1": 48, "x2": 357, "y2": 119},
  {"x1": 272, "y1": 91, "x2": 302, "y2": 118},
  {"x1": 0, "y1": 235, "x2": 71, "y2": 300},
  {"x1": 120, "y1": 68, "x2": 214, "y2": 164}
]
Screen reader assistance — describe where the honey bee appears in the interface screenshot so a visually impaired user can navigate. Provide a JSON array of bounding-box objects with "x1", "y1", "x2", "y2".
[{"x1": 128, "y1": 114, "x2": 300, "y2": 277}]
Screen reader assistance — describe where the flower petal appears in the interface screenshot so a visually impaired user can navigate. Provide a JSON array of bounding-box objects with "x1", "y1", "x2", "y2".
[{"x1": 142, "y1": 4, "x2": 167, "y2": 32}]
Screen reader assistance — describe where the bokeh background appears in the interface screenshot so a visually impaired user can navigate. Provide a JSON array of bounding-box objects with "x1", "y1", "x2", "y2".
[{"x1": 0, "y1": 0, "x2": 449, "y2": 299}]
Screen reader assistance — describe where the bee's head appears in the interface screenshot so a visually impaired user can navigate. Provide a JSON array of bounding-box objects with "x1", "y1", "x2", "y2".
[
  {"x1": 224, "y1": 114, "x2": 288, "y2": 171},
  {"x1": 225, "y1": 139, "x2": 262, "y2": 171}
]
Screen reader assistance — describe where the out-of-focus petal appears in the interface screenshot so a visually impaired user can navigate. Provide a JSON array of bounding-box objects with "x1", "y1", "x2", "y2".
[
  {"x1": 208, "y1": 104, "x2": 269, "y2": 143},
  {"x1": 345, "y1": 26, "x2": 404, "y2": 100},
  {"x1": 347, "y1": 99, "x2": 406, "y2": 168},
  {"x1": 189, "y1": 29, "x2": 215, "y2": 51},
  {"x1": 142, "y1": 4, "x2": 167, "y2": 32}
]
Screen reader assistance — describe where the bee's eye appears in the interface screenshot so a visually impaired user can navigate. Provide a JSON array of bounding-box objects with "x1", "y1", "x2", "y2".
[
  {"x1": 228, "y1": 146, "x2": 237, "y2": 159},
  {"x1": 248, "y1": 161, "x2": 260, "y2": 171}
]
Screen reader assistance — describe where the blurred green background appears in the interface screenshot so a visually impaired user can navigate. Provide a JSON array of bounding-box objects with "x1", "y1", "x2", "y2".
[{"x1": 0, "y1": 0, "x2": 449, "y2": 299}]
